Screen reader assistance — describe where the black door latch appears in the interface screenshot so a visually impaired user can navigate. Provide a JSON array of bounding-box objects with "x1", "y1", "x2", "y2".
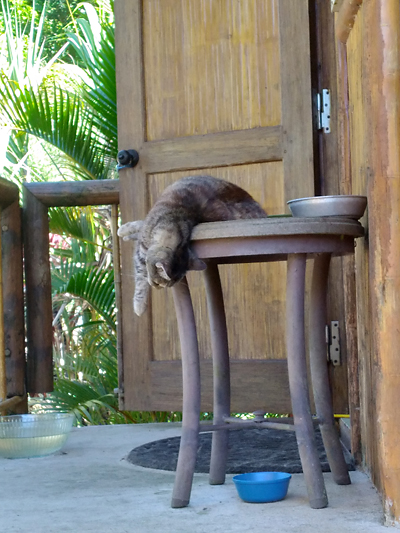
[{"x1": 116, "y1": 149, "x2": 139, "y2": 170}]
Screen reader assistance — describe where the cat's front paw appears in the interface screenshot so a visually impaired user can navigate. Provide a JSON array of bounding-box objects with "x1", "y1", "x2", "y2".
[{"x1": 118, "y1": 220, "x2": 143, "y2": 241}]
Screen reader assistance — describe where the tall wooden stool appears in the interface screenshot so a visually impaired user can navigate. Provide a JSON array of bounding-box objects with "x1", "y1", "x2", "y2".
[{"x1": 170, "y1": 217, "x2": 364, "y2": 509}]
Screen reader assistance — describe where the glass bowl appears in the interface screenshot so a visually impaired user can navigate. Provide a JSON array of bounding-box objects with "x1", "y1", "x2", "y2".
[
  {"x1": 0, "y1": 413, "x2": 75, "y2": 459},
  {"x1": 233, "y1": 471, "x2": 292, "y2": 503}
]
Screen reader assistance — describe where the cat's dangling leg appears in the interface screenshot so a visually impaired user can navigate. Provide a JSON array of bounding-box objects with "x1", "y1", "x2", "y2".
[
  {"x1": 117, "y1": 220, "x2": 144, "y2": 241},
  {"x1": 133, "y1": 247, "x2": 150, "y2": 316},
  {"x1": 134, "y1": 280, "x2": 150, "y2": 316}
]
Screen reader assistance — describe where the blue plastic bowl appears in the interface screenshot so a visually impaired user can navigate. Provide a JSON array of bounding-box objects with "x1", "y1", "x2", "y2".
[{"x1": 233, "y1": 472, "x2": 292, "y2": 503}]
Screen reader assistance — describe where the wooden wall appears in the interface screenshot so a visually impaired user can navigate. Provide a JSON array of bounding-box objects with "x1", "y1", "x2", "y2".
[
  {"x1": 334, "y1": 0, "x2": 400, "y2": 525},
  {"x1": 345, "y1": 2, "x2": 377, "y2": 484}
]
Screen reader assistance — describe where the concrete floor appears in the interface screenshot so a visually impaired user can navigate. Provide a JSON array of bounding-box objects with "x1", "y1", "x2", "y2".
[{"x1": 0, "y1": 423, "x2": 388, "y2": 533}]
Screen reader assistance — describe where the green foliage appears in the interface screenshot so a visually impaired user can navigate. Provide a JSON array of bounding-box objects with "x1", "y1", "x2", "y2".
[
  {"x1": 1, "y1": 76, "x2": 114, "y2": 180},
  {"x1": 1, "y1": 0, "x2": 123, "y2": 424},
  {"x1": 67, "y1": 3, "x2": 117, "y2": 151},
  {"x1": 0, "y1": 0, "x2": 117, "y2": 183},
  {"x1": 0, "y1": 0, "x2": 69, "y2": 184},
  {"x1": 55, "y1": 267, "x2": 117, "y2": 331},
  {"x1": 0, "y1": 0, "x2": 98, "y2": 62},
  {"x1": 0, "y1": 0, "x2": 68, "y2": 85},
  {"x1": 49, "y1": 206, "x2": 98, "y2": 247}
]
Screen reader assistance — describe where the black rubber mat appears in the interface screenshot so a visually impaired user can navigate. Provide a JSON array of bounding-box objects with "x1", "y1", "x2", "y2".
[{"x1": 126, "y1": 427, "x2": 355, "y2": 474}]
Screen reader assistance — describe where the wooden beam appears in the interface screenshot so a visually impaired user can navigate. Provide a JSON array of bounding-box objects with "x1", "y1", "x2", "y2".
[
  {"x1": 23, "y1": 186, "x2": 53, "y2": 393},
  {"x1": 141, "y1": 127, "x2": 283, "y2": 174},
  {"x1": 150, "y1": 359, "x2": 292, "y2": 412},
  {"x1": 0, "y1": 177, "x2": 19, "y2": 209},
  {"x1": 1, "y1": 200, "x2": 27, "y2": 413},
  {"x1": 24, "y1": 179, "x2": 120, "y2": 207},
  {"x1": 336, "y1": 0, "x2": 363, "y2": 43},
  {"x1": 0, "y1": 395, "x2": 25, "y2": 411}
]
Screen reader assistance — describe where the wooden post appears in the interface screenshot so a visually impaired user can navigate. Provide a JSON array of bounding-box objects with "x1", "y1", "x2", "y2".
[
  {"x1": 0, "y1": 179, "x2": 26, "y2": 414},
  {"x1": 0, "y1": 177, "x2": 19, "y2": 209},
  {"x1": 335, "y1": 38, "x2": 362, "y2": 463},
  {"x1": 111, "y1": 204, "x2": 124, "y2": 407},
  {"x1": 23, "y1": 186, "x2": 53, "y2": 393},
  {"x1": 1, "y1": 201, "x2": 27, "y2": 413},
  {"x1": 0, "y1": 208, "x2": 7, "y2": 415},
  {"x1": 363, "y1": 0, "x2": 400, "y2": 525}
]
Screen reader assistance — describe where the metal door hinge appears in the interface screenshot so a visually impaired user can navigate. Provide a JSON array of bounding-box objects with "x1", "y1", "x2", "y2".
[
  {"x1": 317, "y1": 89, "x2": 331, "y2": 133},
  {"x1": 325, "y1": 321, "x2": 341, "y2": 366}
]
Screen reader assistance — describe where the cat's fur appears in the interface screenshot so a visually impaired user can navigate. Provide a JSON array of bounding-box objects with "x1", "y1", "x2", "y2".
[{"x1": 118, "y1": 175, "x2": 267, "y2": 316}]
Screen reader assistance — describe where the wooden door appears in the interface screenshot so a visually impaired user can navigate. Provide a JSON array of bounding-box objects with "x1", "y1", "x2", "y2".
[{"x1": 115, "y1": 0, "x2": 314, "y2": 412}]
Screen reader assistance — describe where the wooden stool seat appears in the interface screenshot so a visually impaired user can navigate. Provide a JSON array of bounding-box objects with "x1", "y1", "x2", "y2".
[{"x1": 170, "y1": 217, "x2": 364, "y2": 509}]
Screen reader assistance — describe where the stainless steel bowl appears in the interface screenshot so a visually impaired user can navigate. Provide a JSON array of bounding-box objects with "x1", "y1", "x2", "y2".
[{"x1": 287, "y1": 195, "x2": 367, "y2": 219}]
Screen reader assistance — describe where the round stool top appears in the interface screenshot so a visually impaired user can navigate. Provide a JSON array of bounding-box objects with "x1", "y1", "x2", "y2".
[{"x1": 190, "y1": 217, "x2": 364, "y2": 262}]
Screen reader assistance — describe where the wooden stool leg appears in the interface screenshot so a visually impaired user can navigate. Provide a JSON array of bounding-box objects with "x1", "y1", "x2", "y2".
[
  {"x1": 286, "y1": 254, "x2": 328, "y2": 509},
  {"x1": 171, "y1": 277, "x2": 201, "y2": 508},
  {"x1": 310, "y1": 255, "x2": 351, "y2": 485},
  {"x1": 203, "y1": 263, "x2": 230, "y2": 485}
]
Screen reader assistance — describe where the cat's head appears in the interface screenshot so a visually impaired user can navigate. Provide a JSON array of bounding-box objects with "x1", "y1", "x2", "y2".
[{"x1": 146, "y1": 246, "x2": 206, "y2": 288}]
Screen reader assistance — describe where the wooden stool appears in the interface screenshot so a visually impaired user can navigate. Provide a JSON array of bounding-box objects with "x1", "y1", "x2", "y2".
[{"x1": 170, "y1": 218, "x2": 364, "y2": 509}]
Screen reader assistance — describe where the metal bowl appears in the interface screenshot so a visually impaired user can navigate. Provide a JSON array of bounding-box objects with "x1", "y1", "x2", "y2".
[
  {"x1": 287, "y1": 195, "x2": 367, "y2": 219},
  {"x1": 0, "y1": 413, "x2": 75, "y2": 459},
  {"x1": 233, "y1": 471, "x2": 292, "y2": 503}
]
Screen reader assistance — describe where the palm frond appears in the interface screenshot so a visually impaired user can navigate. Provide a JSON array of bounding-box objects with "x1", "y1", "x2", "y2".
[
  {"x1": 53, "y1": 265, "x2": 116, "y2": 330},
  {"x1": 67, "y1": 3, "x2": 117, "y2": 150},
  {"x1": 49, "y1": 206, "x2": 95, "y2": 238},
  {"x1": 51, "y1": 256, "x2": 84, "y2": 293},
  {"x1": 60, "y1": 326, "x2": 118, "y2": 387},
  {"x1": 0, "y1": 75, "x2": 114, "y2": 180},
  {"x1": 37, "y1": 378, "x2": 118, "y2": 424}
]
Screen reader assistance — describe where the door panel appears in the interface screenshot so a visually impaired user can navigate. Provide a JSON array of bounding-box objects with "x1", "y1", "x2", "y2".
[
  {"x1": 115, "y1": 0, "x2": 314, "y2": 411},
  {"x1": 143, "y1": 0, "x2": 281, "y2": 140}
]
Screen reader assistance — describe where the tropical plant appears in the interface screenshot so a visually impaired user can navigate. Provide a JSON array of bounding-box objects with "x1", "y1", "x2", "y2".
[
  {"x1": 66, "y1": 1, "x2": 118, "y2": 154},
  {"x1": 0, "y1": 0, "x2": 124, "y2": 424},
  {"x1": 29, "y1": 205, "x2": 117, "y2": 424},
  {"x1": 0, "y1": 0, "x2": 117, "y2": 185},
  {"x1": 0, "y1": 0, "x2": 69, "y2": 184}
]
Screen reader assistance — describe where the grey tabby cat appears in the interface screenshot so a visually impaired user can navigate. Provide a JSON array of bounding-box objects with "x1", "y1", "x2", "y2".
[{"x1": 118, "y1": 175, "x2": 267, "y2": 316}]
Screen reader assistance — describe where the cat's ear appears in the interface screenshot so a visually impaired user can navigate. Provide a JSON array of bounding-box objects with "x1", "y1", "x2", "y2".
[
  {"x1": 188, "y1": 251, "x2": 207, "y2": 272},
  {"x1": 155, "y1": 262, "x2": 172, "y2": 281}
]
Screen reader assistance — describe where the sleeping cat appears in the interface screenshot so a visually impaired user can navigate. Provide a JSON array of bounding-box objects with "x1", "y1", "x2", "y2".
[{"x1": 118, "y1": 175, "x2": 267, "y2": 316}]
